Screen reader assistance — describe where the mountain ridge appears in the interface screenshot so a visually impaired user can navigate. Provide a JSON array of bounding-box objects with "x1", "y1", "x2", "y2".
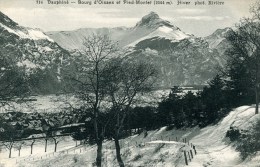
[
  {"x1": 46, "y1": 11, "x2": 228, "y2": 87},
  {"x1": 0, "y1": 11, "x2": 230, "y2": 88},
  {"x1": 46, "y1": 12, "x2": 192, "y2": 50}
]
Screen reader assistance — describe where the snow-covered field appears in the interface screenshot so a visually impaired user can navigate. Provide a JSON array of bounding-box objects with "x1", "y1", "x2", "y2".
[
  {"x1": 1, "y1": 105, "x2": 260, "y2": 167},
  {"x1": 0, "y1": 88, "x2": 201, "y2": 114},
  {"x1": 0, "y1": 90, "x2": 170, "y2": 113}
]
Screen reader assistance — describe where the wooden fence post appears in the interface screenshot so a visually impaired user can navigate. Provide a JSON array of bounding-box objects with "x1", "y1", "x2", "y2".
[
  {"x1": 184, "y1": 151, "x2": 188, "y2": 165},
  {"x1": 187, "y1": 151, "x2": 191, "y2": 161},
  {"x1": 193, "y1": 145, "x2": 197, "y2": 155},
  {"x1": 190, "y1": 150, "x2": 193, "y2": 159}
]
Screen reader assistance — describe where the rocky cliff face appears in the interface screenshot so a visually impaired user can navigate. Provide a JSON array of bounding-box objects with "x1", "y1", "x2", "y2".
[
  {"x1": 204, "y1": 27, "x2": 233, "y2": 60},
  {"x1": 0, "y1": 11, "x2": 70, "y2": 94}
]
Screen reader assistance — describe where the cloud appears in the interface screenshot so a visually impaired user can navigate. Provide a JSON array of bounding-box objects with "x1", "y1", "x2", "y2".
[
  {"x1": 177, "y1": 16, "x2": 230, "y2": 21},
  {"x1": 1, "y1": 7, "x2": 138, "y2": 31},
  {"x1": 174, "y1": 9, "x2": 207, "y2": 15}
]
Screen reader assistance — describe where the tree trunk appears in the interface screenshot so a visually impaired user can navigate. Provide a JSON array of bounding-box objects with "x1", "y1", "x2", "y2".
[
  {"x1": 31, "y1": 145, "x2": 33, "y2": 154},
  {"x1": 31, "y1": 140, "x2": 35, "y2": 155},
  {"x1": 53, "y1": 138, "x2": 58, "y2": 152},
  {"x1": 256, "y1": 86, "x2": 259, "y2": 114},
  {"x1": 93, "y1": 105, "x2": 103, "y2": 167},
  {"x1": 8, "y1": 148, "x2": 12, "y2": 158},
  {"x1": 96, "y1": 139, "x2": 102, "y2": 167},
  {"x1": 54, "y1": 143, "x2": 57, "y2": 152},
  {"x1": 114, "y1": 137, "x2": 124, "y2": 167},
  {"x1": 255, "y1": 60, "x2": 259, "y2": 114},
  {"x1": 45, "y1": 139, "x2": 48, "y2": 152},
  {"x1": 8, "y1": 142, "x2": 14, "y2": 158}
]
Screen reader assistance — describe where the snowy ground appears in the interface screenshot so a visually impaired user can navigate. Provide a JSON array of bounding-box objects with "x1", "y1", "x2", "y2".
[
  {"x1": 0, "y1": 88, "x2": 200, "y2": 113},
  {"x1": 1, "y1": 105, "x2": 260, "y2": 167},
  {"x1": 0, "y1": 90, "x2": 169, "y2": 113}
]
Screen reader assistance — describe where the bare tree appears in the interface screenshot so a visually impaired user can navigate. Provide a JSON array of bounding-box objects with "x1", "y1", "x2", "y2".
[
  {"x1": 0, "y1": 123, "x2": 23, "y2": 158},
  {"x1": 65, "y1": 34, "x2": 118, "y2": 167},
  {"x1": 226, "y1": 2, "x2": 260, "y2": 114},
  {"x1": 52, "y1": 136, "x2": 64, "y2": 152},
  {"x1": 14, "y1": 141, "x2": 25, "y2": 157},
  {"x1": 2, "y1": 141, "x2": 14, "y2": 158},
  {"x1": 103, "y1": 58, "x2": 158, "y2": 167}
]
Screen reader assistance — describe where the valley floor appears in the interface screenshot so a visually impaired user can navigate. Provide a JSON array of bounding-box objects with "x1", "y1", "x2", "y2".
[{"x1": 1, "y1": 105, "x2": 260, "y2": 167}]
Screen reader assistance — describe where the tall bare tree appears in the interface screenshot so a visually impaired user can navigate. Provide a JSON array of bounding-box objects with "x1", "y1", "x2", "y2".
[
  {"x1": 226, "y1": 2, "x2": 260, "y2": 114},
  {"x1": 103, "y1": 58, "x2": 158, "y2": 167},
  {"x1": 65, "y1": 34, "x2": 118, "y2": 167}
]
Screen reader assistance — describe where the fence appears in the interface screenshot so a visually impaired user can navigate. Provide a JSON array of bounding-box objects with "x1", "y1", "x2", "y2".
[
  {"x1": 14, "y1": 135, "x2": 197, "y2": 166},
  {"x1": 15, "y1": 143, "x2": 92, "y2": 164},
  {"x1": 182, "y1": 142, "x2": 197, "y2": 166}
]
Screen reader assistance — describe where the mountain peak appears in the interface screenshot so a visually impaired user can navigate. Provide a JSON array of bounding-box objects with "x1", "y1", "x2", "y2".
[
  {"x1": 213, "y1": 27, "x2": 233, "y2": 36},
  {"x1": 144, "y1": 11, "x2": 160, "y2": 21},
  {"x1": 205, "y1": 27, "x2": 233, "y2": 40},
  {"x1": 0, "y1": 11, "x2": 18, "y2": 27},
  {"x1": 135, "y1": 12, "x2": 175, "y2": 29}
]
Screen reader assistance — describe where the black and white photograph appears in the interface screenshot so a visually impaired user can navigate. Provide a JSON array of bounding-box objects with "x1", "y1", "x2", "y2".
[{"x1": 0, "y1": 0, "x2": 259, "y2": 166}]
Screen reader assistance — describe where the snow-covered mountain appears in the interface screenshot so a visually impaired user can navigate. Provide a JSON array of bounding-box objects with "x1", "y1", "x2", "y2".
[
  {"x1": 0, "y1": 11, "x2": 70, "y2": 94},
  {"x1": 47, "y1": 12, "x2": 192, "y2": 50},
  {"x1": 47, "y1": 12, "x2": 227, "y2": 87},
  {"x1": 127, "y1": 11, "x2": 191, "y2": 47},
  {"x1": 124, "y1": 13, "x2": 224, "y2": 86}
]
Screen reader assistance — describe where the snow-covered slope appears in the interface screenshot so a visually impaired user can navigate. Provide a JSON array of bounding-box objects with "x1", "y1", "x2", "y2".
[
  {"x1": 2, "y1": 106, "x2": 260, "y2": 167},
  {"x1": 128, "y1": 25, "x2": 190, "y2": 47},
  {"x1": 0, "y1": 22, "x2": 53, "y2": 42},
  {"x1": 188, "y1": 106, "x2": 260, "y2": 167},
  {"x1": 0, "y1": 11, "x2": 53, "y2": 42}
]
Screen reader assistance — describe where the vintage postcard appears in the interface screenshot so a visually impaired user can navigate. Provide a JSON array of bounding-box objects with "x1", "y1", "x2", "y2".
[{"x1": 0, "y1": 0, "x2": 259, "y2": 166}]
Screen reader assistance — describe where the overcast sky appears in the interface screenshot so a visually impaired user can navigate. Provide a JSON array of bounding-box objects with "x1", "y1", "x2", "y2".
[{"x1": 0, "y1": 0, "x2": 256, "y2": 36}]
